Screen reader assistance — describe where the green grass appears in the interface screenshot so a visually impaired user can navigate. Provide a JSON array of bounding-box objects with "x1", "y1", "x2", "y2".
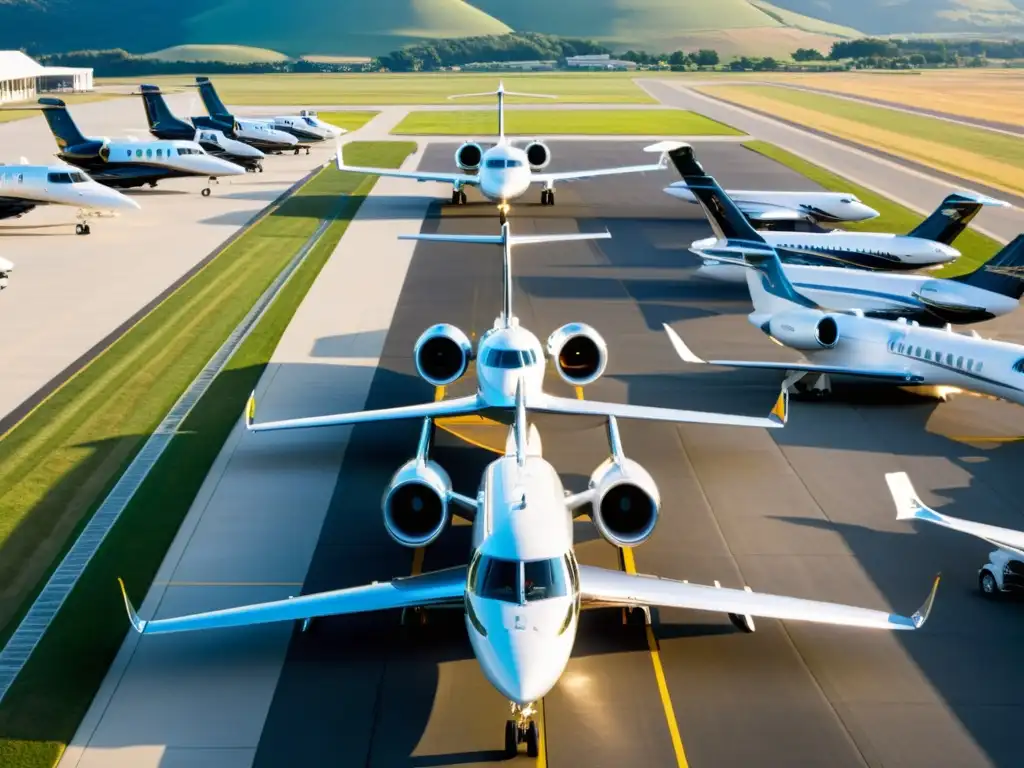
[
  {"x1": 0, "y1": 93, "x2": 122, "y2": 125},
  {"x1": 392, "y1": 109, "x2": 741, "y2": 135},
  {"x1": 745, "y1": 140, "x2": 1001, "y2": 276},
  {"x1": 140, "y1": 44, "x2": 291, "y2": 63},
  {"x1": 0, "y1": 141, "x2": 415, "y2": 768},
  {"x1": 317, "y1": 110, "x2": 380, "y2": 132},
  {"x1": 96, "y1": 73, "x2": 656, "y2": 105}
]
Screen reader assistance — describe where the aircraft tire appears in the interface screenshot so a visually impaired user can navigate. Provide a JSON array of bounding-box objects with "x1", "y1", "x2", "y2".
[
  {"x1": 459, "y1": 189, "x2": 468, "y2": 204},
  {"x1": 75, "y1": 223, "x2": 85, "y2": 235},
  {"x1": 201, "y1": 188, "x2": 211, "y2": 197},
  {"x1": 525, "y1": 721, "x2": 539, "y2": 757},
  {"x1": 504, "y1": 721, "x2": 518, "y2": 757},
  {"x1": 980, "y1": 570, "x2": 1001, "y2": 598}
]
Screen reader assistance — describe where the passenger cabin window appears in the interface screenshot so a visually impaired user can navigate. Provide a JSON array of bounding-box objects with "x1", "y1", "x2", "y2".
[
  {"x1": 957, "y1": 356, "x2": 963, "y2": 369},
  {"x1": 925, "y1": 350, "x2": 932, "y2": 360},
  {"x1": 977, "y1": 361, "x2": 984, "y2": 373},
  {"x1": 946, "y1": 353, "x2": 954, "y2": 366}
]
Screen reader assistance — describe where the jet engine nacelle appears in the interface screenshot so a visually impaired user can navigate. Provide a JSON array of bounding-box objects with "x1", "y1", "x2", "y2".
[
  {"x1": 382, "y1": 459, "x2": 452, "y2": 547},
  {"x1": 589, "y1": 457, "x2": 660, "y2": 547},
  {"x1": 915, "y1": 280, "x2": 987, "y2": 315},
  {"x1": 414, "y1": 323, "x2": 474, "y2": 386},
  {"x1": 546, "y1": 322, "x2": 608, "y2": 386},
  {"x1": 524, "y1": 140, "x2": 551, "y2": 170},
  {"x1": 766, "y1": 310, "x2": 839, "y2": 350},
  {"x1": 455, "y1": 142, "x2": 483, "y2": 171}
]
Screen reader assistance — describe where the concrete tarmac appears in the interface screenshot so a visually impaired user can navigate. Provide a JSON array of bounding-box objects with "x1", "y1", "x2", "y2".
[{"x1": 0, "y1": 93, "x2": 332, "y2": 426}]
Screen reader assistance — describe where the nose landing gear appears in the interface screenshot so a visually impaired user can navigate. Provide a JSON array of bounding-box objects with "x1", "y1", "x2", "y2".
[
  {"x1": 75, "y1": 223, "x2": 91, "y2": 235},
  {"x1": 505, "y1": 702, "x2": 540, "y2": 758},
  {"x1": 540, "y1": 188, "x2": 555, "y2": 206},
  {"x1": 498, "y1": 202, "x2": 510, "y2": 225},
  {"x1": 450, "y1": 187, "x2": 468, "y2": 205}
]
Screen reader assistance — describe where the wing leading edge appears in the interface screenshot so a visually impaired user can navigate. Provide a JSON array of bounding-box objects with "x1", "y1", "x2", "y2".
[{"x1": 335, "y1": 144, "x2": 478, "y2": 186}]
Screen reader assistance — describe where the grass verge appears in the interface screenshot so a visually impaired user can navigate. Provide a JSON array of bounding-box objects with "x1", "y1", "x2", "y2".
[
  {"x1": 0, "y1": 140, "x2": 415, "y2": 768},
  {"x1": 318, "y1": 110, "x2": 380, "y2": 132},
  {"x1": 702, "y1": 84, "x2": 1024, "y2": 196},
  {"x1": 96, "y1": 72, "x2": 656, "y2": 105},
  {"x1": 744, "y1": 140, "x2": 1001, "y2": 277},
  {"x1": 392, "y1": 109, "x2": 741, "y2": 135}
]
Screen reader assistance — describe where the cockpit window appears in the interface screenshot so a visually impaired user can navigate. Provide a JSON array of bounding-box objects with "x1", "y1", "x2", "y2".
[
  {"x1": 476, "y1": 556, "x2": 520, "y2": 603},
  {"x1": 507, "y1": 159, "x2": 523, "y2": 168},
  {"x1": 484, "y1": 348, "x2": 535, "y2": 369},
  {"x1": 303, "y1": 116, "x2": 317, "y2": 126},
  {"x1": 1013, "y1": 358, "x2": 1024, "y2": 374},
  {"x1": 485, "y1": 158, "x2": 506, "y2": 169},
  {"x1": 47, "y1": 172, "x2": 74, "y2": 184},
  {"x1": 524, "y1": 558, "x2": 569, "y2": 602},
  {"x1": 840, "y1": 197, "x2": 853, "y2": 203}
]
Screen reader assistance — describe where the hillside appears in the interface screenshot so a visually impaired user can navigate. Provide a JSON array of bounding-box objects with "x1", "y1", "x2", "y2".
[
  {"x1": 141, "y1": 45, "x2": 291, "y2": 63},
  {"x1": 769, "y1": 0, "x2": 1024, "y2": 35}
]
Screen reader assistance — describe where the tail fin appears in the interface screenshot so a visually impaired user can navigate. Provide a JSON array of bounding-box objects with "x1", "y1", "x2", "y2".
[
  {"x1": 908, "y1": 192, "x2": 1008, "y2": 245},
  {"x1": 195, "y1": 76, "x2": 230, "y2": 117},
  {"x1": 137, "y1": 85, "x2": 193, "y2": 136},
  {"x1": 504, "y1": 380, "x2": 542, "y2": 462},
  {"x1": 36, "y1": 98, "x2": 87, "y2": 149},
  {"x1": 951, "y1": 234, "x2": 1024, "y2": 299},
  {"x1": 667, "y1": 145, "x2": 767, "y2": 244},
  {"x1": 448, "y1": 80, "x2": 555, "y2": 140},
  {"x1": 399, "y1": 225, "x2": 610, "y2": 328},
  {"x1": 743, "y1": 249, "x2": 821, "y2": 315}
]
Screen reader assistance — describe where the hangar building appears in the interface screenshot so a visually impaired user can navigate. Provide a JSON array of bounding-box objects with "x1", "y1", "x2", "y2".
[{"x1": 0, "y1": 51, "x2": 93, "y2": 104}]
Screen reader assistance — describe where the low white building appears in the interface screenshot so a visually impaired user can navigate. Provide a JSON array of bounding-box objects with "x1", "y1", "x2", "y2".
[{"x1": 0, "y1": 51, "x2": 93, "y2": 104}]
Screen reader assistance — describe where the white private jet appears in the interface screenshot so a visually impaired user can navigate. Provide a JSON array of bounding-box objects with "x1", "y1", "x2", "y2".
[
  {"x1": 0, "y1": 162, "x2": 140, "y2": 234},
  {"x1": 660, "y1": 146, "x2": 1024, "y2": 401},
  {"x1": 671, "y1": 144, "x2": 1008, "y2": 278},
  {"x1": 743, "y1": 234, "x2": 1024, "y2": 327},
  {"x1": 887, "y1": 472, "x2": 1024, "y2": 598},
  {"x1": 665, "y1": 184, "x2": 880, "y2": 226},
  {"x1": 118, "y1": 386, "x2": 941, "y2": 757},
  {"x1": 334, "y1": 82, "x2": 674, "y2": 223},
  {"x1": 244, "y1": 222, "x2": 789, "y2": 433}
]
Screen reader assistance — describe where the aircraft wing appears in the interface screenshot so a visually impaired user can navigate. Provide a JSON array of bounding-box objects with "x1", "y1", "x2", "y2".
[
  {"x1": 532, "y1": 161, "x2": 667, "y2": 184},
  {"x1": 119, "y1": 566, "x2": 467, "y2": 635},
  {"x1": 744, "y1": 206, "x2": 806, "y2": 222},
  {"x1": 245, "y1": 393, "x2": 482, "y2": 433},
  {"x1": 335, "y1": 145, "x2": 478, "y2": 186},
  {"x1": 530, "y1": 388, "x2": 787, "y2": 429},
  {"x1": 578, "y1": 565, "x2": 939, "y2": 631},
  {"x1": 887, "y1": 472, "x2": 1024, "y2": 556},
  {"x1": 662, "y1": 324, "x2": 925, "y2": 383}
]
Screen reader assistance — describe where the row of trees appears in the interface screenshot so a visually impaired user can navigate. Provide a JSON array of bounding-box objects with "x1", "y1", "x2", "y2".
[
  {"x1": 377, "y1": 32, "x2": 608, "y2": 71},
  {"x1": 37, "y1": 49, "x2": 367, "y2": 75}
]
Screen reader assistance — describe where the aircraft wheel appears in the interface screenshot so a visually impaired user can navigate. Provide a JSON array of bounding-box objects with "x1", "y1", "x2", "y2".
[
  {"x1": 548, "y1": 190, "x2": 555, "y2": 206},
  {"x1": 305, "y1": 147, "x2": 311, "y2": 155},
  {"x1": 980, "y1": 570, "x2": 1001, "y2": 598},
  {"x1": 258, "y1": 164, "x2": 264, "y2": 173},
  {"x1": 540, "y1": 189, "x2": 549, "y2": 205},
  {"x1": 201, "y1": 188, "x2": 211, "y2": 197},
  {"x1": 149, "y1": 181, "x2": 158, "y2": 188},
  {"x1": 525, "y1": 721, "x2": 539, "y2": 758},
  {"x1": 294, "y1": 148, "x2": 300, "y2": 155},
  {"x1": 451, "y1": 189, "x2": 460, "y2": 205},
  {"x1": 504, "y1": 721, "x2": 518, "y2": 757},
  {"x1": 459, "y1": 189, "x2": 468, "y2": 205},
  {"x1": 499, "y1": 209, "x2": 507, "y2": 226},
  {"x1": 75, "y1": 223, "x2": 86, "y2": 235}
]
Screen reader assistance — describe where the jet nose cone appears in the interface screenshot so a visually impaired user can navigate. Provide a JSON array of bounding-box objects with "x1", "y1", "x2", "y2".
[
  {"x1": 853, "y1": 202, "x2": 880, "y2": 221},
  {"x1": 497, "y1": 638, "x2": 563, "y2": 706}
]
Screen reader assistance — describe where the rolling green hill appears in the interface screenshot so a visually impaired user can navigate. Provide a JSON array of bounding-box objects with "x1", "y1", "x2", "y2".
[
  {"x1": 141, "y1": 45, "x2": 291, "y2": 63},
  {"x1": 7, "y1": 0, "x2": 1019, "y2": 59}
]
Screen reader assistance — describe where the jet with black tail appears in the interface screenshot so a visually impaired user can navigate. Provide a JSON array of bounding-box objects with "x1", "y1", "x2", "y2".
[
  {"x1": 136, "y1": 85, "x2": 265, "y2": 172},
  {"x1": 15, "y1": 98, "x2": 246, "y2": 195},
  {"x1": 192, "y1": 77, "x2": 306, "y2": 154}
]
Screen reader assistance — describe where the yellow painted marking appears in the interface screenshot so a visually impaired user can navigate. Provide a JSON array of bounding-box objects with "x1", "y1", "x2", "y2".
[
  {"x1": 411, "y1": 547, "x2": 425, "y2": 576},
  {"x1": 948, "y1": 435, "x2": 1024, "y2": 443},
  {"x1": 575, "y1": 386, "x2": 584, "y2": 401},
  {"x1": 536, "y1": 696, "x2": 549, "y2": 768},
  {"x1": 434, "y1": 385, "x2": 445, "y2": 402},
  {"x1": 436, "y1": 423, "x2": 505, "y2": 455},
  {"x1": 620, "y1": 545, "x2": 690, "y2": 768}
]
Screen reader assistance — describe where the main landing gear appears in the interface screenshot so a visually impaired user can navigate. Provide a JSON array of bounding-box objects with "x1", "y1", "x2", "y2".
[
  {"x1": 202, "y1": 175, "x2": 221, "y2": 198},
  {"x1": 786, "y1": 371, "x2": 832, "y2": 399},
  {"x1": 505, "y1": 702, "x2": 540, "y2": 758},
  {"x1": 450, "y1": 188, "x2": 468, "y2": 205},
  {"x1": 75, "y1": 223, "x2": 91, "y2": 235},
  {"x1": 294, "y1": 147, "x2": 311, "y2": 155},
  {"x1": 540, "y1": 188, "x2": 555, "y2": 206}
]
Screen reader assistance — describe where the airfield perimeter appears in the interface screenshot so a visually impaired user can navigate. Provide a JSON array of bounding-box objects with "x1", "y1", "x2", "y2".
[{"x1": 4, "y1": 81, "x2": 1024, "y2": 767}]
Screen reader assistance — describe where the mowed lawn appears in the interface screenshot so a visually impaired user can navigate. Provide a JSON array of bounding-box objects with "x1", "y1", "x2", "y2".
[
  {"x1": 317, "y1": 110, "x2": 380, "y2": 132},
  {"x1": 700, "y1": 84, "x2": 1024, "y2": 196},
  {"x1": 97, "y1": 72, "x2": 656, "y2": 105},
  {"x1": 0, "y1": 142, "x2": 415, "y2": 768},
  {"x1": 745, "y1": 140, "x2": 1002, "y2": 277},
  {"x1": 392, "y1": 109, "x2": 741, "y2": 135}
]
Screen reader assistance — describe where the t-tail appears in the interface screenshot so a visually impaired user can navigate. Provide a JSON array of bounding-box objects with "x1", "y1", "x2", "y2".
[
  {"x1": 447, "y1": 81, "x2": 555, "y2": 141},
  {"x1": 398, "y1": 223, "x2": 611, "y2": 328},
  {"x1": 136, "y1": 84, "x2": 194, "y2": 138},
  {"x1": 34, "y1": 98, "x2": 88, "y2": 150},
  {"x1": 907, "y1": 191, "x2": 1008, "y2": 245},
  {"x1": 195, "y1": 76, "x2": 230, "y2": 117},
  {"x1": 951, "y1": 234, "x2": 1024, "y2": 300}
]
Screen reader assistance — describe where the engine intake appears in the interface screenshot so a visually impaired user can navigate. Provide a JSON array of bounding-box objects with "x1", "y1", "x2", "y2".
[
  {"x1": 455, "y1": 142, "x2": 483, "y2": 171},
  {"x1": 546, "y1": 322, "x2": 608, "y2": 386},
  {"x1": 382, "y1": 459, "x2": 452, "y2": 547},
  {"x1": 524, "y1": 140, "x2": 550, "y2": 170},
  {"x1": 414, "y1": 323, "x2": 473, "y2": 386},
  {"x1": 589, "y1": 457, "x2": 660, "y2": 547},
  {"x1": 766, "y1": 310, "x2": 839, "y2": 350}
]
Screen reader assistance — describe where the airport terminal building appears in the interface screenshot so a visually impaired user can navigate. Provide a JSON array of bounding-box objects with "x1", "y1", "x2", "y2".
[{"x1": 0, "y1": 50, "x2": 93, "y2": 104}]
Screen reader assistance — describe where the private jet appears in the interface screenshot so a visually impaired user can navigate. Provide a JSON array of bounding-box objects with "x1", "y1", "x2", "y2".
[
  {"x1": 20, "y1": 98, "x2": 246, "y2": 195},
  {"x1": 0, "y1": 162, "x2": 139, "y2": 234},
  {"x1": 118, "y1": 377, "x2": 941, "y2": 757},
  {"x1": 194, "y1": 77, "x2": 337, "y2": 152},
  {"x1": 244, "y1": 222, "x2": 789, "y2": 433},
  {"x1": 748, "y1": 234, "x2": 1024, "y2": 326},
  {"x1": 888, "y1": 472, "x2": 1024, "y2": 598},
  {"x1": 661, "y1": 145, "x2": 1024, "y2": 402},
  {"x1": 688, "y1": 182, "x2": 1007, "y2": 279},
  {"x1": 136, "y1": 85, "x2": 266, "y2": 172},
  {"x1": 333, "y1": 82, "x2": 673, "y2": 223},
  {"x1": 665, "y1": 185, "x2": 879, "y2": 226}
]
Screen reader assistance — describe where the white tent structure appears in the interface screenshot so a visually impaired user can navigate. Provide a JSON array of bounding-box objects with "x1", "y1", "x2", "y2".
[{"x1": 0, "y1": 51, "x2": 93, "y2": 104}]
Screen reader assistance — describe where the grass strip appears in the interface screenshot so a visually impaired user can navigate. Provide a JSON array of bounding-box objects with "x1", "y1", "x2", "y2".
[
  {"x1": 0, "y1": 140, "x2": 415, "y2": 768},
  {"x1": 318, "y1": 110, "x2": 380, "y2": 133},
  {"x1": 744, "y1": 140, "x2": 1002, "y2": 277},
  {"x1": 702, "y1": 85, "x2": 1024, "y2": 196},
  {"x1": 392, "y1": 108, "x2": 741, "y2": 136}
]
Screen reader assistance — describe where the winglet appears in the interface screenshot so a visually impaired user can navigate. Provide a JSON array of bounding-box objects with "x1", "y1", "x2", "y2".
[
  {"x1": 644, "y1": 140, "x2": 688, "y2": 166},
  {"x1": 662, "y1": 323, "x2": 706, "y2": 364},
  {"x1": 885, "y1": 471, "x2": 941, "y2": 523},
  {"x1": 245, "y1": 391, "x2": 256, "y2": 429},
  {"x1": 911, "y1": 573, "x2": 941, "y2": 629},
  {"x1": 769, "y1": 387, "x2": 789, "y2": 426},
  {"x1": 335, "y1": 140, "x2": 343, "y2": 171},
  {"x1": 118, "y1": 578, "x2": 147, "y2": 633}
]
